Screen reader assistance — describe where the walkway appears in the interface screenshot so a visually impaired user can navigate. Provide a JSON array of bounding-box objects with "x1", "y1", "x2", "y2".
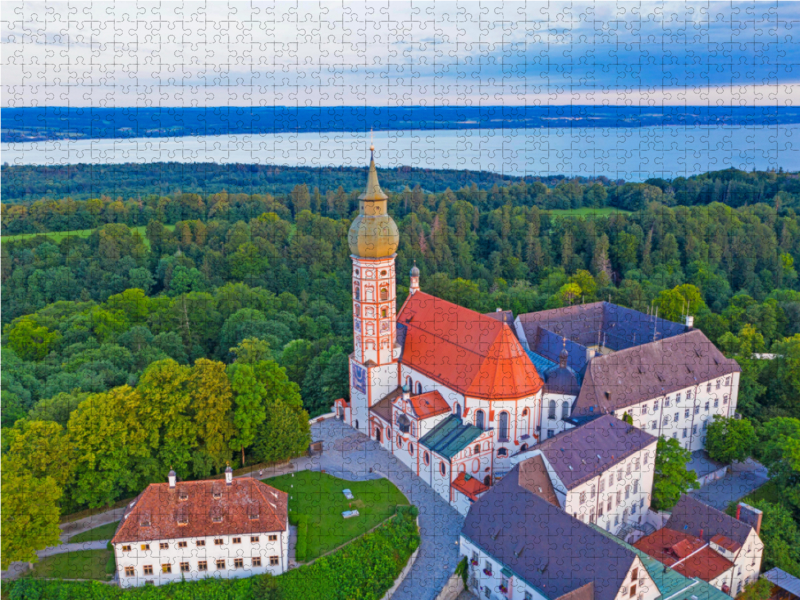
[
  {"x1": 259, "y1": 418, "x2": 465, "y2": 600},
  {"x1": 689, "y1": 458, "x2": 770, "y2": 511}
]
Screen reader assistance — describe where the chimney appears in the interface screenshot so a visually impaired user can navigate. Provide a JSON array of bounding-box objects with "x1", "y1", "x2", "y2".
[
  {"x1": 496, "y1": 308, "x2": 502, "y2": 312},
  {"x1": 737, "y1": 502, "x2": 763, "y2": 535},
  {"x1": 168, "y1": 469, "x2": 176, "y2": 488},
  {"x1": 587, "y1": 347, "x2": 597, "y2": 361},
  {"x1": 225, "y1": 464, "x2": 234, "y2": 486},
  {"x1": 685, "y1": 315, "x2": 694, "y2": 328}
]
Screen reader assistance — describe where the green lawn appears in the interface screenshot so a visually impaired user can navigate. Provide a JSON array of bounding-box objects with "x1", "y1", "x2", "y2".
[
  {"x1": 265, "y1": 471, "x2": 409, "y2": 561},
  {"x1": 742, "y1": 480, "x2": 781, "y2": 505},
  {"x1": 2, "y1": 224, "x2": 174, "y2": 247},
  {"x1": 30, "y1": 549, "x2": 113, "y2": 581},
  {"x1": 68, "y1": 521, "x2": 119, "y2": 543},
  {"x1": 545, "y1": 207, "x2": 632, "y2": 217}
]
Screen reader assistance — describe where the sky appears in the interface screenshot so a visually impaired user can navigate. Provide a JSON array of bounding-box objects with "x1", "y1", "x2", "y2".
[{"x1": 2, "y1": 1, "x2": 798, "y2": 107}]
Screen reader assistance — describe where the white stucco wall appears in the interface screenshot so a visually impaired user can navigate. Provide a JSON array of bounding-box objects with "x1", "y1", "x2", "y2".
[
  {"x1": 115, "y1": 527, "x2": 288, "y2": 588},
  {"x1": 540, "y1": 392, "x2": 576, "y2": 440}
]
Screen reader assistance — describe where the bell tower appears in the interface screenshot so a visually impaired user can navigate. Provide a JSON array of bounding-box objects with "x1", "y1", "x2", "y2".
[{"x1": 346, "y1": 143, "x2": 400, "y2": 435}]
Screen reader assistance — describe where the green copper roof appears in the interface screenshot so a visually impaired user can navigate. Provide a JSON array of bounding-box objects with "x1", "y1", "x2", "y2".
[
  {"x1": 590, "y1": 525, "x2": 732, "y2": 600},
  {"x1": 419, "y1": 415, "x2": 483, "y2": 460}
]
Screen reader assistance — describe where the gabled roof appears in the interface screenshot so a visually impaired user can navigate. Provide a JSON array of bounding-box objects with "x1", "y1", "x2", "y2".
[
  {"x1": 452, "y1": 472, "x2": 489, "y2": 501},
  {"x1": 711, "y1": 534, "x2": 742, "y2": 553},
  {"x1": 370, "y1": 387, "x2": 402, "y2": 423},
  {"x1": 111, "y1": 478, "x2": 288, "y2": 543},
  {"x1": 764, "y1": 568, "x2": 800, "y2": 598},
  {"x1": 406, "y1": 390, "x2": 451, "y2": 420},
  {"x1": 419, "y1": 415, "x2": 483, "y2": 460},
  {"x1": 462, "y1": 464, "x2": 636, "y2": 600},
  {"x1": 532, "y1": 415, "x2": 657, "y2": 490},
  {"x1": 573, "y1": 329, "x2": 740, "y2": 415},
  {"x1": 398, "y1": 292, "x2": 543, "y2": 400},
  {"x1": 518, "y1": 455, "x2": 560, "y2": 507},
  {"x1": 633, "y1": 528, "x2": 733, "y2": 581},
  {"x1": 665, "y1": 494, "x2": 754, "y2": 547}
]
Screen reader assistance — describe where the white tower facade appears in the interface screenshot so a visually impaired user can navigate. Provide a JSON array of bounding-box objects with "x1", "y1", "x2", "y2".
[{"x1": 347, "y1": 146, "x2": 400, "y2": 435}]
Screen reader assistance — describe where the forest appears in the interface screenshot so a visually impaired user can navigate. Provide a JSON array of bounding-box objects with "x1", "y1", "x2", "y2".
[{"x1": 4, "y1": 164, "x2": 800, "y2": 574}]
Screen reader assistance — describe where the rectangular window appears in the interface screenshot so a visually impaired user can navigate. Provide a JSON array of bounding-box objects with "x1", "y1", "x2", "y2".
[
  {"x1": 122, "y1": 545, "x2": 131, "y2": 552},
  {"x1": 607, "y1": 499, "x2": 612, "y2": 511},
  {"x1": 717, "y1": 380, "x2": 721, "y2": 390},
  {"x1": 685, "y1": 409, "x2": 690, "y2": 419},
  {"x1": 180, "y1": 562, "x2": 190, "y2": 573},
  {"x1": 268, "y1": 534, "x2": 278, "y2": 542},
  {"x1": 598, "y1": 506, "x2": 604, "y2": 517},
  {"x1": 590, "y1": 510, "x2": 596, "y2": 523},
  {"x1": 270, "y1": 556, "x2": 280, "y2": 566},
  {"x1": 252, "y1": 557, "x2": 262, "y2": 567},
  {"x1": 232, "y1": 537, "x2": 241, "y2": 544},
  {"x1": 725, "y1": 377, "x2": 731, "y2": 386},
  {"x1": 198, "y1": 561, "x2": 208, "y2": 571},
  {"x1": 251, "y1": 536, "x2": 260, "y2": 543},
  {"x1": 707, "y1": 383, "x2": 712, "y2": 393},
  {"x1": 196, "y1": 540, "x2": 205, "y2": 547},
  {"x1": 143, "y1": 565, "x2": 153, "y2": 575},
  {"x1": 124, "y1": 566, "x2": 135, "y2": 577},
  {"x1": 214, "y1": 538, "x2": 224, "y2": 546},
  {"x1": 616, "y1": 490, "x2": 622, "y2": 505},
  {"x1": 615, "y1": 515, "x2": 619, "y2": 526},
  {"x1": 630, "y1": 585, "x2": 637, "y2": 597},
  {"x1": 653, "y1": 400, "x2": 659, "y2": 410},
  {"x1": 682, "y1": 428, "x2": 688, "y2": 438},
  {"x1": 547, "y1": 429, "x2": 554, "y2": 438},
  {"x1": 161, "y1": 564, "x2": 171, "y2": 574},
  {"x1": 665, "y1": 398, "x2": 670, "y2": 407},
  {"x1": 693, "y1": 425, "x2": 698, "y2": 434},
  {"x1": 234, "y1": 558, "x2": 244, "y2": 569},
  {"x1": 674, "y1": 412, "x2": 679, "y2": 422},
  {"x1": 141, "y1": 544, "x2": 150, "y2": 551},
  {"x1": 672, "y1": 432, "x2": 678, "y2": 439},
  {"x1": 650, "y1": 421, "x2": 657, "y2": 430},
  {"x1": 714, "y1": 399, "x2": 719, "y2": 408},
  {"x1": 631, "y1": 568, "x2": 638, "y2": 581},
  {"x1": 599, "y1": 479, "x2": 605, "y2": 493},
  {"x1": 695, "y1": 406, "x2": 700, "y2": 414},
  {"x1": 703, "y1": 421, "x2": 708, "y2": 431},
  {"x1": 724, "y1": 394, "x2": 729, "y2": 404},
  {"x1": 216, "y1": 559, "x2": 226, "y2": 570},
  {"x1": 580, "y1": 491, "x2": 586, "y2": 504},
  {"x1": 617, "y1": 470, "x2": 623, "y2": 482},
  {"x1": 178, "y1": 541, "x2": 187, "y2": 548},
  {"x1": 633, "y1": 480, "x2": 639, "y2": 494},
  {"x1": 641, "y1": 404, "x2": 648, "y2": 415},
  {"x1": 160, "y1": 543, "x2": 169, "y2": 550},
  {"x1": 643, "y1": 453, "x2": 648, "y2": 465},
  {"x1": 676, "y1": 393, "x2": 682, "y2": 403},
  {"x1": 687, "y1": 391, "x2": 692, "y2": 400}
]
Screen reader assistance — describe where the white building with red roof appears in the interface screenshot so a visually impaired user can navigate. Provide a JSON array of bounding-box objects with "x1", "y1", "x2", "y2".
[
  {"x1": 342, "y1": 148, "x2": 546, "y2": 515},
  {"x1": 111, "y1": 468, "x2": 289, "y2": 588}
]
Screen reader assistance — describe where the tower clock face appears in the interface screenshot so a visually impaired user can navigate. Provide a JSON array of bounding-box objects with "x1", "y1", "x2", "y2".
[{"x1": 351, "y1": 362, "x2": 367, "y2": 394}]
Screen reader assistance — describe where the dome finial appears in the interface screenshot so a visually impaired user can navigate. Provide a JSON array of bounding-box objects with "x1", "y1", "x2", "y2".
[{"x1": 370, "y1": 128, "x2": 375, "y2": 157}]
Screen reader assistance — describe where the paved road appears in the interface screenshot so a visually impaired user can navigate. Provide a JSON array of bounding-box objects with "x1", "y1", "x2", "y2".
[{"x1": 283, "y1": 418, "x2": 464, "y2": 600}]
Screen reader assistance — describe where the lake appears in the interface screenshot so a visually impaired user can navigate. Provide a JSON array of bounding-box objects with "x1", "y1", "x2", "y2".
[{"x1": 3, "y1": 126, "x2": 798, "y2": 179}]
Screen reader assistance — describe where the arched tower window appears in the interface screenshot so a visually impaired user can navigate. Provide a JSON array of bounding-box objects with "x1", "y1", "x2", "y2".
[
  {"x1": 562, "y1": 401, "x2": 570, "y2": 419},
  {"x1": 498, "y1": 412, "x2": 509, "y2": 440},
  {"x1": 381, "y1": 308, "x2": 387, "y2": 318},
  {"x1": 475, "y1": 410, "x2": 485, "y2": 430},
  {"x1": 455, "y1": 403, "x2": 462, "y2": 418},
  {"x1": 548, "y1": 400, "x2": 556, "y2": 419},
  {"x1": 406, "y1": 376, "x2": 413, "y2": 390},
  {"x1": 521, "y1": 408, "x2": 529, "y2": 436},
  {"x1": 415, "y1": 382, "x2": 422, "y2": 395},
  {"x1": 380, "y1": 287, "x2": 389, "y2": 301},
  {"x1": 354, "y1": 287, "x2": 360, "y2": 300}
]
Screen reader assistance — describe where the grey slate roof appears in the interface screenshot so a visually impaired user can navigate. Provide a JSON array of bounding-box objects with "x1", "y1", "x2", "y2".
[
  {"x1": 544, "y1": 364, "x2": 581, "y2": 396},
  {"x1": 462, "y1": 463, "x2": 636, "y2": 600},
  {"x1": 665, "y1": 494, "x2": 753, "y2": 547},
  {"x1": 533, "y1": 414, "x2": 658, "y2": 490},
  {"x1": 517, "y1": 302, "x2": 687, "y2": 353},
  {"x1": 573, "y1": 329, "x2": 740, "y2": 416},
  {"x1": 369, "y1": 387, "x2": 402, "y2": 423},
  {"x1": 764, "y1": 568, "x2": 800, "y2": 598}
]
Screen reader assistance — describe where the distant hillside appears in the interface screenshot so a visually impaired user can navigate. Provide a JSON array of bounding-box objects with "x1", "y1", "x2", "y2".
[{"x1": 4, "y1": 106, "x2": 800, "y2": 142}]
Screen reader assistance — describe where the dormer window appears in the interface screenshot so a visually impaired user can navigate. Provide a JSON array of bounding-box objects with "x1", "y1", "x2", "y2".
[
  {"x1": 178, "y1": 491, "x2": 189, "y2": 502},
  {"x1": 212, "y1": 515, "x2": 223, "y2": 523},
  {"x1": 176, "y1": 507, "x2": 188, "y2": 526}
]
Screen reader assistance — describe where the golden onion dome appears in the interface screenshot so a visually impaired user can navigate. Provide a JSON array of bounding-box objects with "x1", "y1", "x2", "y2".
[{"x1": 348, "y1": 147, "x2": 400, "y2": 258}]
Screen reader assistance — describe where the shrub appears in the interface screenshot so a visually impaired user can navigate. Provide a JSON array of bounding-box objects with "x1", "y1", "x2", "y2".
[
  {"x1": 105, "y1": 541, "x2": 116, "y2": 576},
  {"x1": 294, "y1": 515, "x2": 309, "y2": 562}
]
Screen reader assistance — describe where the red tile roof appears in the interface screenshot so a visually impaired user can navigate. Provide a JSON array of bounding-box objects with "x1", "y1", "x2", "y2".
[
  {"x1": 711, "y1": 534, "x2": 742, "y2": 553},
  {"x1": 407, "y1": 390, "x2": 451, "y2": 420},
  {"x1": 633, "y1": 528, "x2": 733, "y2": 582},
  {"x1": 111, "y1": 478, "x2": 288, "y2": 544},
  {"x1": 398, "y1": 292, "x2": 543, "y2": 400},
  {"x1": 451, "y1": 472, "x2": 489, "y2": 501}
]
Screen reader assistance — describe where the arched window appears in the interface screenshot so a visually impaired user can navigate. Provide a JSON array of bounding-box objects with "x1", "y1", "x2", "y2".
[
  {"x1": 562, "y1": 401, "x2": 570, "y2": 419},
  {"x1": 381, "y1": 308, "x2": 387, "y2": 318},
  {"x1": 387, "y1": 427, "x2": 391, "y2": 440},
  {"x1": 365, "y1": 287, "x2": 374, "y2": 301},
  {"x1": 423, "y1": 451, "x2": 430, "y2": 465},
  {"x1": 548, "y1": 400, "x2": 556, "y2": 419},
  {"x1": 415, "y1": 382, "x2": 422, "y2": 395},
  {"x1": 454, "y1": 403, "x2": 461, "y2": 417},
  {"x1": 366, "y1": 323, "x2": 375, "y2": 335},
  {"x1": 475, "y1": 410, "x2": 485, "y2": 430},
  {"x1": 472, "y1": 459, "x2": 480, "y2": 472},
  {"x1": 410, "y1": 422, "x2": 416, "y2": 437},
  {"x1": 473, "y1": 444, "x2": 480, "y2": 455},
  {"x1": 458, "y1": 464, "x2": 465, "y2": 473},
  {"x1": 397, "y1": 434, "x2": 403, "y2": 448},
  {"x1": 498, "y1": 412, "x2": 509, "y2": 440},
  {"x1": 355, "y1": 420, "x2": 359, "y2": 430},
  {"x1": 520, "y1": 443, "x2": 528, "y2": 451},
  {"x1": 409, "y1": 443, "x2": 414, "y2": 456},
  {"x1": 354, "y1": 287, "x2": 360, "y2": 300},
  {"x1": 440, "y1": 462, "x2": 446, "y2": 476},
  {"x1": 521, "y1": 408, "x2": 529, "y2": 436},
  {"x1": 406, "y1": 376, "x2": 413, "y2": 391},
  {"x1": 497, "y1": 447, "x2": 508, "y2": 457},
  {"x1": 380, "y1": 287, "x2": 389, "y2": 301}
]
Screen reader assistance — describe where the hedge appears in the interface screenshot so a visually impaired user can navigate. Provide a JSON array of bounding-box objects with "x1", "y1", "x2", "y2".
[
  {"x1": 294, "y1": 515, "x2": 309, "y2": 563},
  {"x1": 8, "y1": 507, "x2": 420, "y2": 600}
]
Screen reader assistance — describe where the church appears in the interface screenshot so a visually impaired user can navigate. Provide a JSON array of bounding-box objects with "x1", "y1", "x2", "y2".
[{"x1": 335, "y1": 148, "x2": 742, "y2": 517}]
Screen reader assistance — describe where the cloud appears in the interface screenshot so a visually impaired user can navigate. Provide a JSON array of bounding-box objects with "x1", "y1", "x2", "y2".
[{"x1": 2, "y1": 0, "x2": 798, "y2": 106}]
